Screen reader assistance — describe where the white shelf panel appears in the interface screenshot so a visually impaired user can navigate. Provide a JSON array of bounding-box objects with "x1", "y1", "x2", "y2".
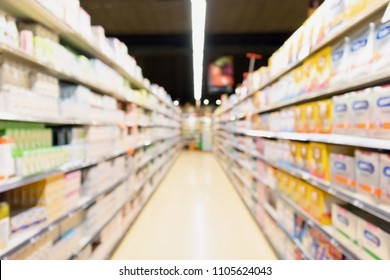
[{"x1": 224, "y1": 127, "x2": 390, "y2": 151}]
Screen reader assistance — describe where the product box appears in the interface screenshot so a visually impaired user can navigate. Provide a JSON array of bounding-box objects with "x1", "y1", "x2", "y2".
[
  {"x1": 380, "y1": 153, "x2": 390, "y2": 204},
  {"x1": 327, "y1": 0, "x2": 346, "y2": 34},
  {"x1": 305, "y1": 102, "x2": 320, "y2": 132},
  {"x1": 332, "y1": 93, "x2": 351, "y2": 134},
  {"x1": 312, "y1": 47, "x2": 332, "y2": 90},
  {"x1": 371, "y1": 85, "x2": 390, "y2": 139},
  {"x1": 310, "y1": 187, "x2": 339, "y2": 225},
  {"x1": 331, "y1": 38, "x2": 350, "y2": 85},
  {"x1": 303, "y1": 57, "x2": 317, "y2": 92},
  {"x1": 330, "y1": 145, "x2": 356, "y2": 191},
  {"x1": 356, "y1": 212, "x2": 390, "y2": 259},
  {"x1": 355, "y1": 149, "x2": 380, "y2": 198},
  {"x1": 350, "y1": 88, "x2": 373, "y2": 136},
  {"x1": 318, "y1": 99, "x2": 333, "y2": 133},
  {"x1": 297, "y1": 142, "x2": 311, "y2": 172},
  {"x1": 332, "y1": 203, "x2": 358, "y2": 242},
  {"x1": 309, "y1": 142, "x2": 330, "y2": 181},
  {"x1": 294, "y1": 105, "x2": 306, "y2": 132},
  {"x1": 348, "y1": 23, "x2": 375, "y2": 79},
  {"x1": 0, "y1": 202, "x2": 10, "y2": 249},
  {"x1": 373, "y1": 19, "x2": 390, "y2": 72},
  {"x1": 289, "y1": 141, "x2": 299, "y2": 167}
]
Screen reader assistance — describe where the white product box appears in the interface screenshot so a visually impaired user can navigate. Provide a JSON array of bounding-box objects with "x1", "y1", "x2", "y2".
[
  {"x1": 355, "y1": 149, "x2": 380, "y2": 198},
  {"x1": 380, "y1": 153, "x2": 390, "y2": 204},
  {"x1": 371, "y1": 85, "x2": 390, "y2": 139},
  {"x1": 333, "y1": 94, "x2": 351, "y2": 134},
  {"x1": 357, "y1": 214, "x2": 390, "y2": 260},
  {"x1": 332, "y1": 204, "x2": 358, "y2": 241},
  {"x1": 330, "y1": 153, "x2": 356, "y2": 191},
  {"x1": 373, "y1": 20, "x2": 390, "y2": 72},
  {"x1": 331, "y1": 38, "x2": 350, "y2": 86},
  {"x1": 350, "y1": 88, "x2": 373, "y2": 137}
]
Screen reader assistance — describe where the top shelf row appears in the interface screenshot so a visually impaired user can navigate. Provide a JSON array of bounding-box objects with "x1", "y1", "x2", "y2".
[
  {"x1": 216, "y1": 0, "x2": 390, "y2": 116},
  {"x1": 0, "y1": 0, "x2": 177, "y2": 110}
]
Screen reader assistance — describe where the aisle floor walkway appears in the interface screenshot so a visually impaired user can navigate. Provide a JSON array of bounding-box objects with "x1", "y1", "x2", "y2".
[{"x1": 111, "y1": 151, "x2": 277, "y2": 259}]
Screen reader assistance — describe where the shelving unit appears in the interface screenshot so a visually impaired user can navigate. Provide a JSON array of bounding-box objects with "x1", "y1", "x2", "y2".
[
  {"x1": 214, "y1": 0, "x2": 390, "y2": 260},
  {"x1": 0, "y1": 0, "x2": 182, "y2": 260}
]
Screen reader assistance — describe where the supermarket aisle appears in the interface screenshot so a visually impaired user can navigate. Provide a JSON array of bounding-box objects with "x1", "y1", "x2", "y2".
[{"x1": 111, "y1": 151, "x2": 277, "y2": 260}]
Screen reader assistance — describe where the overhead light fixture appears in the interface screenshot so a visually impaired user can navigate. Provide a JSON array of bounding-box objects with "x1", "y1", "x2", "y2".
[
  {"x1": 203, "y1": 99, "x2": 209, "y2": 105},
  {"x1": 216, "y1": 99, "x2": 221, "y2": 105},
  {"x1": 173, "y1": 100, "x2": 179, "y2": 106},
  {"x1": 191, "y1": 0, "x2": 207, "y2": 102}
]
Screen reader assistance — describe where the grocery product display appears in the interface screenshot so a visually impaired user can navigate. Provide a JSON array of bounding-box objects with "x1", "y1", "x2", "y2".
[
  {"x1": 0, "y1": 0, "x2": 182, "y2": 259},
  {"x1": 214, "y1": 0, "x2": 390, "y2": 260}
]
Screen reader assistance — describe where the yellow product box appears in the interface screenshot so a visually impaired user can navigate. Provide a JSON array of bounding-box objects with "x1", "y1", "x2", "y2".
[
  {"x1": 292, "y1": 66, "x2": 305, "y2": 96},
  {"x1": 310, "y1": 187, "x2": 340, "y2": 225},
  {"x1": 303, "y1": 57, "x2": 316, "y2": 92},
  {"x1": 277, "y1": 171, "x2": 289, "y2": 195},
  {"x1": 286, "y1": 175, "x2": 298, "y2": 199},
  {"x1": 294, "y1": 105, "x2": 306, "y2": 132},
  {"x1": 297, "y1": 180, "x2": 310, "y2": 210},
  {"x1": 309, "y1": 142, "x2": 330, "y2": 181},
  {"x1": 0, "y1": 202, "x2": 10, "y2": 250},
  {"x1": 297, "y1": 142, "x2": 311, "y2": 172},
  {"x1": 305, "y1": 102, "x2": 320, "y2": 132},
  {"x1": 289, "y1": 141, "x2": 299, "y2": 167},
  {"x1": 303, "y1": 183, "x2": 313, "y2": 213},
  {"x1": 312, "y1": 47, "x2": 332, "y2": 90},
  {"x1": 318, "y1": 99, "x2": 333, "y2": 133}
]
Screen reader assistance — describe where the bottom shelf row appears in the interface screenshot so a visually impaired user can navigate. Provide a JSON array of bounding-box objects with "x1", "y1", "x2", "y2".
[
  {"x1": 0, "y1": 145, "x2": 181, "y2": 260},
  {"x1": 216, "y1": 149, "x2": 390, "y2": 260}
]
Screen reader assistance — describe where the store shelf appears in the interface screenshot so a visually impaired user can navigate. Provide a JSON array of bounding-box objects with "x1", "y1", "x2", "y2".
[
  {"x1": 0, "y1": 0, "x2": 145, "y2": 90},
  {"x1": 224, "y1": 127, "x2": 390, "y2": 151},
  {"x1": 127, "y1": 122, "x2": 180, "y2": 129},
  {"x1": 262, "y1": 203, "x2": 314, "y2": 260},
  {"x1": 71, "y1": 151, "x2": 179, "y2": 259},
  {"x1": 0, "y1": 149, "x2": 127, "y2": 194},
  {"x1": 0, "y1": 143, "x2": 181, "y2": 260},
  {"x1": 0, "y1": 43, "x2": 126, "y2": 101},
  {"x1": 0, "y1": 112, "x2": 122, "y2": 126},
  {"x1": 0, "y1": 173, "x2": 129, "y2": 259},
  {"x1": 227, "y1": 141, "x2": 390, "y2": 224},
  {"x1": 104, "y1": 152, "x2": 180, "y2": 260},
  {"x1": 277, "y1": 193, "x2": 362, "y2": 260},
  {"x1": 216, "y1": 0, "x2": 390, "y2": 116}
]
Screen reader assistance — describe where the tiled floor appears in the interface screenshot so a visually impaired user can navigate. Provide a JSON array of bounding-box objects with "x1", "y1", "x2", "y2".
[{"x1": 111, "y1": 151, "x2": 277, "y2": 260}]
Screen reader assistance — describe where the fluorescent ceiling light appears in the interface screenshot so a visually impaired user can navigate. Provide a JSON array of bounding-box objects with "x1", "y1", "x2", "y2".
[
  {"x1": 191, "y1": 0, "x2": 206, "y2": 101},
  {"x1": 203, "y1": 99, "x2": 209, "y2": 105},
  {"x1": 216, "y1": 99, "x2": 221, "y2": 105},
  {"x1": 173, "y1": 100, "x2": 179, "y2": 106}
]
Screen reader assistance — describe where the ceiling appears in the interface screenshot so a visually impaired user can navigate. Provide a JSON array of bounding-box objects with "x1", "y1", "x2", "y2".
[
  {"x1": 80, "y1": 0, "x2": 309, "y2": 35},
  {"x1": 80, "y1": 0, "x2": 310, "y2": 104}
]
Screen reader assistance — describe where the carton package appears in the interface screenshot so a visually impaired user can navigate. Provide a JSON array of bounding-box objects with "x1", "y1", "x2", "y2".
[
  {"x1": 373, "y1": 20, "x2": 390, "y2": 72},
  {"x1": 332, "y1": 203, "x2": 358, "y2": 242},
  {"x1": 350, "y1": 88, "x2": 373, "y2": 136},
  {"x1": 309, "y1": 142, "x2": 330, "y2": 181},
  {"x1": 333, "y1": 93, "x2": 351, "y2": 134},
  {"x1": 356, "y1": 211, "x2": 390, "y2": 259},
  {"x1": 371, "y1": 85, "x2": 390, "y2": 139},
  {"x1": 331, "y1": 38, "x2": 350, "y2": 85},
  {"x1": 348, "y1": 23, "x2": 375, "y2": 79},
  {"x1": 330, "y1": 145, "x2": 356, "y2": 191},
  {"x1": 355, "y1": 149, "x2": 380, "y2": 198},
  {"x1": 380, "y1": 153, "x2": 390, "y2": 204},
  {"x1": 318, "y1": 99, "x2": 333, "y2": 133},
  {"x1": 310, "y1": 187, "x2": 340, "y2": 225}
]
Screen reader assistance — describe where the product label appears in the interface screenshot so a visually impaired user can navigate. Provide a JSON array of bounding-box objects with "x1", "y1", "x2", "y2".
[
  {"x1": 352, "y1": 100, "x2": 369, "y2": 111},
  {"x1": 377, "y1": 24, "x2": 390, "y2": 40},
  {"x1": 332, "y1": 48, "x2": 344, "y2": 62},
  {"x1": 351, "y1": 37, "x2": 368, "y2": 52},
  {"x1": 337, "y1": 213, "x2": 349, "y2": 226},
  {"x1": 334, "y1": 161, "x2": 347, "y2": 171},
  {"x1": 357, "y1": 160, "x2": 375, "y2": 174},
  {"x1": 335, "y1": 103, "x2": 347, "y2": 113},
  {"x1": 364, "y1": 230, "x2": 380, "y2": 247},
  {"x1": 384, "y1": 166, "x2": 390, "y2": 178},
  {"x1": 377, "y1": 96, "x2": 390, "y2": 108}
]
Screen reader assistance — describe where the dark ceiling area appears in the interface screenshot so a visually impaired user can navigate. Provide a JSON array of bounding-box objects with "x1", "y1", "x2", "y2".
[{"x1": 80, "y1": 0, "x2": 310, "y2": 105}]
